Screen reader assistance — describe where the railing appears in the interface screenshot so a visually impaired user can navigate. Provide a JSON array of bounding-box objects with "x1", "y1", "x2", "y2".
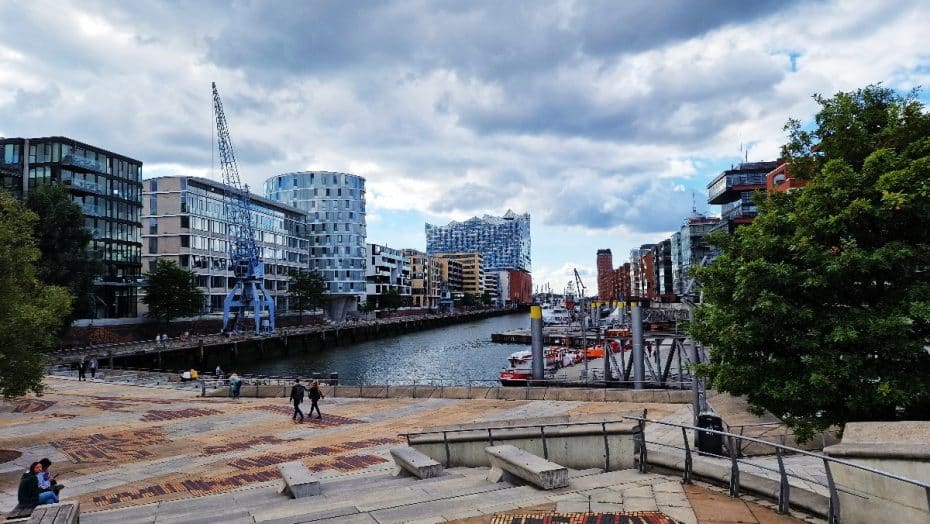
[{"x1": 628, "y1": 416, "x2": 930, "y2": 522}]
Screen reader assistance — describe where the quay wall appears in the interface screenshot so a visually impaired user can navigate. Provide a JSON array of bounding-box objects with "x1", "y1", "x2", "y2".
[
  {"x1": 71, "y1": 309, "x2": 516, "y2": 371},
  {"x1": 202, "y1": 383, "x2": 694, "y2": 403}
]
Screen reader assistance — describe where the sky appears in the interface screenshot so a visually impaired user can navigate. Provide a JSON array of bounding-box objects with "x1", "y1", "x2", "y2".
[{"x1": 2, "y1": 0, "x2": 930, "y2": 294}]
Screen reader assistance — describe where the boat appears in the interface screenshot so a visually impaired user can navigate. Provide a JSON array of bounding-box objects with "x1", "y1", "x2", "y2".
[
  {"x1": 498, "y1": 347, "x2": 568, "y2": 386},
  {"x1": 541, "y1": 303, "x2": 573, "y2": 325},
  {"x1": 584, "y1": 340, "x2": 624, "y2": 359}
]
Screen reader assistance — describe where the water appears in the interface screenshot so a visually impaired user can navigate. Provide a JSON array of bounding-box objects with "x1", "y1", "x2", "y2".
[{"x1": 238, "y1": 313, "x2": 530, "y2": 385}]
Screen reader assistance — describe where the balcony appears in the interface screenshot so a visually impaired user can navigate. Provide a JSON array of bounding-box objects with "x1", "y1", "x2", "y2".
[
  {"x1": 707, "y1": 162, "x2": 777, "y2": 205},
  {"x1": 721, "y1": 202, "x2": 758, "y2": 223},
  {"x1": 61, "y1": 154, "x2": 106, "y2": 174}
]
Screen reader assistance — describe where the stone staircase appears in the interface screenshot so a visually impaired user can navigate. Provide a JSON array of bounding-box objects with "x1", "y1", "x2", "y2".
[{"x1": 79, "y1": 466, "x2": 673, "y2": 524}]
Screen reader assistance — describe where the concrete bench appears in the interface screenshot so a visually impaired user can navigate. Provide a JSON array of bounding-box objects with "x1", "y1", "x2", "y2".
[
  {"x1": 390, "y1": 447, "x2": 444, "y2": 479},
  {"x1": 6, "y1": 504, "x2": 34, "y2": 522},
  {"x1": 278, "y1": 461, "x2": 321, "y2": 498},
  {"x1": 27, "y1": 501, "x2": 80, "y2": 524},
  {"x1": 485, "y1": 445, "x2": 568, "y2": 489}
]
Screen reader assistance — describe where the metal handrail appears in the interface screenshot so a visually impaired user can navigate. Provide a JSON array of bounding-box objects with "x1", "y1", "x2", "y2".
[
  {"x1": 399, "y1": 413, "x2": 929, "y2": 522},
  {"x1": 628, "y1": 416, "x2": 930, "y2": 522}
]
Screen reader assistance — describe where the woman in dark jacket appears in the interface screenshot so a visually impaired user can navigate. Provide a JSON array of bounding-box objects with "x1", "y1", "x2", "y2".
[
  {"x1": 308, "y1": 380, "x2": 324, "y2": 419},
  {"x1": 19, "y1": 462, "x2": 58, "y2": 507}
]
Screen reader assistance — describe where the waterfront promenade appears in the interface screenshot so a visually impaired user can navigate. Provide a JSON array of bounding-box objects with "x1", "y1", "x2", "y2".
[{"x1": 0, "y1": 377, "x2": 812, "y2": 523}]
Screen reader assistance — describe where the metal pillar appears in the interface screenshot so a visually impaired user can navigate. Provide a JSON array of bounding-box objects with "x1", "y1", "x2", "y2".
[
  {"x1": 691, "y1": 340, "x2": 701, "y2": 425},
  {"x1": 530, "y1": 305, "x2": 544, "y2": 380},
  {"x1": 632, "y1": 302, "x2": 645, "y2": 390}
]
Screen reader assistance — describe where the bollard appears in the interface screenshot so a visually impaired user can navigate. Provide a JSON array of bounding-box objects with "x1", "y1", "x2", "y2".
[
  {"x1": 530, "y1": 305, "x2": 544, "y2": 380},
  {"x1": 632, "y1": 302, "x2": 645, "y2": 390}
]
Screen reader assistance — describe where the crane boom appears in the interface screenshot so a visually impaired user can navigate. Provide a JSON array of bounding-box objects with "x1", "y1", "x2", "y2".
[{"x1": 213, "y1": 82, "x2": 275, "y2": 334}]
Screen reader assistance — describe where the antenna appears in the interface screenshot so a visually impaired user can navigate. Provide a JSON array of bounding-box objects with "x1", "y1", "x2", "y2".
[{"x1": 691, "y1": 191, "x2": 697, "y2": 215}]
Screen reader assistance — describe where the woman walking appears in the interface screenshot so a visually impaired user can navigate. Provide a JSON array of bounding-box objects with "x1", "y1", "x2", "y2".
[{"x1": 308, "y1": 380, "x2": 324, "y2": 419}]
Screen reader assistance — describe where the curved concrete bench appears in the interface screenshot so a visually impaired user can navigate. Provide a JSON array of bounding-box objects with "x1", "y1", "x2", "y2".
[
  {"x1": 486, "y1": 444, "x2": 568, "y2": 489},
  {"x1": 390, "y1": 447, "x2": 443, "y2": 479}
]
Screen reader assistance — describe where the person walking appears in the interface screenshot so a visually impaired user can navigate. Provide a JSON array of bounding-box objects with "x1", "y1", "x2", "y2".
[
  {"x1": 308, "y1": 380, "x2": 324, "y2": 419},
  {"x1": 289, "y1": 379, "x2": 306, "y2": 423},
  {"x1": 228, "y1": 371, "x2": 242, "y2": 400},
  {"x1": 77, "y1": 359, "x2": 87, "y2": 381},
  {"x1": 89, "y1": 358, "x2": 98, "y2": 379}
]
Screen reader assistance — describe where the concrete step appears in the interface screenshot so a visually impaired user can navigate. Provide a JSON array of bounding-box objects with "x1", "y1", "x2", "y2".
[{"x1": 368, "y1": 485, "x2": 543, "y2": 523}]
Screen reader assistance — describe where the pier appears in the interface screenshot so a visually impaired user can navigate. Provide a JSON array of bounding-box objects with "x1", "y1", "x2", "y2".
[{"x1": 48, "y1": 310, "x2": 514, "y2": 370}]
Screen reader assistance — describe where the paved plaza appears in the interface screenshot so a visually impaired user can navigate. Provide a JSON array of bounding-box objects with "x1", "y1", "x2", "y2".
[{"x1": 0, "y1": 377, "x2": 816, "y2": 523}]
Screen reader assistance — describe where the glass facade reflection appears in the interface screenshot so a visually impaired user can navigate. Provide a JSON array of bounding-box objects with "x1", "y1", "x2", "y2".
[{"x1": 0, "y1": 136, "x2": 143, "y2": 318}]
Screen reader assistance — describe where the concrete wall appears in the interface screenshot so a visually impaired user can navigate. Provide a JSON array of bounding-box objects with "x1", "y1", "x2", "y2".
[
  {"x1": 203, "y1": 383, "x2": 693, "y2": 404},
  {"x1": 824, "y1": 421, "x2": 930, "y2": 524},
  {"x1": 408, "y1": 421, "x2": 640, "y2": 471}
]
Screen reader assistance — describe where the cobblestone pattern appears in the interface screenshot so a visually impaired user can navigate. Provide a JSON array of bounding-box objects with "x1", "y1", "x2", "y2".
[
  {"x1": 227, "y1": 437, "x2": 402, "y2": 470},
  {"x1": 52, "y1": 428, "x2": 171, "y2": 463},
  {"x1": 11, "y1": 399, "x2": 56, "y2": 413},
  {"x1": 491, "y1": 512, "x2": 681, "y2": 523},
  {"x1": 141, "y1": 407, "x2": 223, "y2": 422}
]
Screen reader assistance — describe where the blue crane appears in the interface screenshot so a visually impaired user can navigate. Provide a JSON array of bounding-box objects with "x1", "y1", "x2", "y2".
[{"x1": 213, "y1": 82, "x2": 275, "y2": 334}]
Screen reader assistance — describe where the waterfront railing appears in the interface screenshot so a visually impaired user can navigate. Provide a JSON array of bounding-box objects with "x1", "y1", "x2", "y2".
[{"x1": 399, "y1": 415, "x2": 930, "y2": 522}]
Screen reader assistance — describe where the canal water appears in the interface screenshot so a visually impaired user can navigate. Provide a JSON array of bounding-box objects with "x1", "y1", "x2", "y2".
[{"x1": 236, "y1": 313, "x2": 530, "y2": 385}]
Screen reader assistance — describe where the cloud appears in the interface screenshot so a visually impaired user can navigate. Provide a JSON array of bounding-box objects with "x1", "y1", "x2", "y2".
[{"x1": 0, "y1": 0, "x2": 928, "y2": 285}]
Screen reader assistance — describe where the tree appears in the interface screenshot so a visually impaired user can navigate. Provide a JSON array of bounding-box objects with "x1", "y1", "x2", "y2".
[
  {"x1": 380, "y1": 288, "x2": 403, "y2": 311},
  {"x1": 26, "y1": 182, "x2": 102, "y2": 320},
  {"x1": 691, "y1": 85, "x2": 930, "y2": 442},
  {"x1": 142, "y1": 260, "x2": 204, "y2": 327},
  {"x1": 288, "y1": 269, "x2": 327, "y2": 323},
  {"x1": 0, "y1": 191, "x2": 72, "y2": 397}
]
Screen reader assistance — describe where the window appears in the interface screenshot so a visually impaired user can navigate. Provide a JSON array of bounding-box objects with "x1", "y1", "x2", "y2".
[
  {"x1": 180, "y1": 235, "x2": 190, "y2": 248},
  {"x1": 148, "y1": 238, "x2": 158, "y2": 254},
  {"x1": 150, "y1": 179, "x2": 157, "y2": 191},
  {"x1": 180, "y1": 216, "x2": 189, "y2": 228}
]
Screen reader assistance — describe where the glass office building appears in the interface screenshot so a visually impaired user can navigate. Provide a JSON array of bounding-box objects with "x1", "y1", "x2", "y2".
[
  {"x1": 265, "y1": 171, "x2": 367, "y2": 319},
  {"x1": 0, "y1": 136, "x2": 143, "y2": 318}
]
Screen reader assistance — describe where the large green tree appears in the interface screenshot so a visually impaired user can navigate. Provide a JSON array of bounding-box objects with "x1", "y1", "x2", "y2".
[
  {"x1": 142, "y1": 260, "x2": 204, "y2": 327},
  {"x1": 691, "y1": 85, "x2": 930, "y2": 441},
  {"x1": 26, "y1": 182, "x2": 102, "y2": 319},
  {"x1": 288, "y1": 269, "x2": 327, "y2": 322},
  {"x1": 0, "y1": 191, "x2": 72, "y2": 397}
]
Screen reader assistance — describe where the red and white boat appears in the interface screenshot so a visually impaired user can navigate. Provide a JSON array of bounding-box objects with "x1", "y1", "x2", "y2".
[{"x1": 499, "y1": 347, "x2": 571, "y2": 386}]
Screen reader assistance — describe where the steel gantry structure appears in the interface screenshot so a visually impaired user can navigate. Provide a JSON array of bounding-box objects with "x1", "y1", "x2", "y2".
[{"x1": 213, "y1": 82, "x2": 275, "y2": 334}]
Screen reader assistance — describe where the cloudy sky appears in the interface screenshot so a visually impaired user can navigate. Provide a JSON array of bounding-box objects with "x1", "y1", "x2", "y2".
[{"x1": 2, "y1": 0, "x2": 929, "y2": 293}]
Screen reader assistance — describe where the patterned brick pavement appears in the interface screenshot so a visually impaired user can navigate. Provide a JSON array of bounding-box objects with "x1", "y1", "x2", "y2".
[{"x1": 0, "y1": 377, "x2": 811, "y2": 523}]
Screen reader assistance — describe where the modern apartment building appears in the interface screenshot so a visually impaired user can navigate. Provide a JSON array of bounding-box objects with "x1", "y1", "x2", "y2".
[
  {"x1": 366, "y1": 243, "x2": 411, "y2": 307},
  {"x1": 766, "y1": 161, "x2": 807, "y2": 193},
  {"x1": 437, "y1": 258, "x2": 464, "y2": 295},
  {"x1": 652, "y1": 239, "x2": 674, "y2": 299},
  {"x1": 436, "y1": 253, "x2": 484, "y2": 296},
  {"x1": 496, "y1": 269, "x2": 533, "y2": 306},
  {"x1": 426, "y1": 210, "x2": 531, "y2": 272},
  {"x1": 265, "y1": 171, "x2": 366, "y2": 320},
  {"x1": 629, "y1": 245, "x2": 656, "y2": 299},
  {"x1": 616, "y1": 263, "x2": 632, "y2": 301},
  {"x1": 484, "y1": 272, "x2": 500, "y2": 304},
  {"x1": 403, "y1": 249, "x2": 441, "y2": 310},
  {"x1": 141, "y1": 176, "x2": 310, "y2": 315},
  {"x1": 670, "y1": 214, "x2": 721, "y2": 296},
  {"x1": 0, "y1": 136, "x2": 143, "y2": 318},
  {"x1": 707, "y1": 161, "x2": 778, "y2": 233},
  {"x1": 596, "y1": 249, "x2": 616, "y2": 301}
]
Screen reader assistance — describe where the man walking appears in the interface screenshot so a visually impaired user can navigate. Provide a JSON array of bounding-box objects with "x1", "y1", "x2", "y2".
[
  {"x1": 89, "y1": 358, "x2": 98, "y2": 379},
  {"x1": 229, "y1": 371, "x2": 242, "y2": 400},
  {"x1": 289, "y1": 379, "x2": 306, "y2": 423},
  {"x1": 77, "y1": 359, "x2": 87, "y2": 381}
]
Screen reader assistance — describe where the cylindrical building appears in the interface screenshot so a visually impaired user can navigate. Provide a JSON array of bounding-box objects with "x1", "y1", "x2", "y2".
[{"x1": 264, "y1": 171, "x2": 367, "y2": 320}]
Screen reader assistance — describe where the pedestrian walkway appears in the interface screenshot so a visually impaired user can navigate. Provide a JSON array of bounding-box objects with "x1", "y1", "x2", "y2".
[
  {"x1": 0, "y1": 377, "x2": 816, "y2": 523},
  {"x1": 646, "y1": 401, "x2": 831, "y2": 500}
]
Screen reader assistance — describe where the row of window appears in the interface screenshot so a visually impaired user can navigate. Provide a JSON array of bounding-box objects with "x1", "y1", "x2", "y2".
[
  {"x1": 28, "y1": 142, "x2": 141, "y2": 181},
  {"x1": 71, "y1": 194, "x2": 141, "y2": 222},
  {"x1": 85, "y1": 217, "x2": 140, "y2": 243}
]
